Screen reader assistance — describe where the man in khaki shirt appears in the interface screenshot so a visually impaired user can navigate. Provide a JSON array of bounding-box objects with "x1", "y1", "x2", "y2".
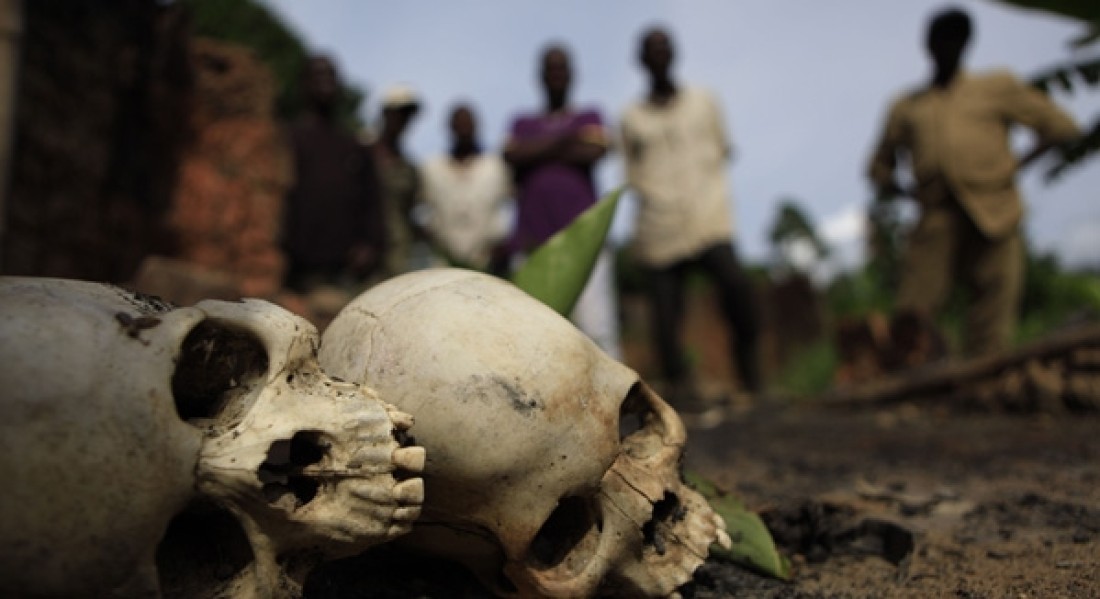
[{"x1": 867, "y1": 7, "x2": 1078, "y2": 356}]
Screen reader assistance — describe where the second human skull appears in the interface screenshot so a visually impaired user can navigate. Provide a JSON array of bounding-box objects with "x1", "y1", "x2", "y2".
[
  {"x1": 320, "y1": 269, "x2": 728, "y2": 597},
  {"x1": 0, "y1": 278, "x2": 424, "y2": 597}
]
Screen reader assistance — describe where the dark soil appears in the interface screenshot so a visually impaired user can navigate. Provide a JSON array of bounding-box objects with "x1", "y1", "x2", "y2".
[{"x1": 680, "y1": 398, "x2": 1100, "y2": 598}]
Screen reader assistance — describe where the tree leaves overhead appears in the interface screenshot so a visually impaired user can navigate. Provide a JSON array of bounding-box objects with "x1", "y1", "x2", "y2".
[
  {"x1": 990, "y1": 0, "x2": 1099, "y2": 180},
  {"x1": 769, "y1": 200, "x2": 828, "y2": 255},
  {"x1": 510, "y1": 188, "x2": 622, "y2": 317},
  {"x1": 1046, "y1": 115, "x2": 1100, "y2": 180},
  {"x1": 181, "y1": 0, "x2": 365, "y2": 131},
  {"x1": 769, "y1": 200, "x2": 830, "y2": 274},
  {"x1": 990, "y1": 0, "x2": 1100, "y2": 31},
  {"x1": 990, "y1": 0, "x2": 1100, "y2": 47},
  {"x1": 1031, "y1": 55, "x2": 1100, "y2": 94},
  {"x1": 1026, "y1": 53, "x2": 1100, "y2": 180}
]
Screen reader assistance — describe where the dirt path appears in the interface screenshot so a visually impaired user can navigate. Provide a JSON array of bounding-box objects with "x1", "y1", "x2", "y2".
[{"x1": 683, "y1": 399, "x2": 1100, "y2": 598}]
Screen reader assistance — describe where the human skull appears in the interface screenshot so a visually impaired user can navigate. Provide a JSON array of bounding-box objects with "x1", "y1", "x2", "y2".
[
  {"x1": 0, "y1": 277, "x2": 424, "y2": 597},
  {"x1": 320, "y1": 269, "x2": 729, "y2": 597}
]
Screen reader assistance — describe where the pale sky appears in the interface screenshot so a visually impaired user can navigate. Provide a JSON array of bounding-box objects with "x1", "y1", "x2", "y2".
[{"x1": 262, "y1": 0, "x2": 1099, "y2": 270}]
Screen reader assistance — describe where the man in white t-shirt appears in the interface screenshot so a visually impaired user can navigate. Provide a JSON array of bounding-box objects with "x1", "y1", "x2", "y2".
[
  {"x1": 621, "y1": 27, "x2": 760, "y2": 398},
  {"x1": 419, "y1": 104, "x2": 512, "y2": 273}
]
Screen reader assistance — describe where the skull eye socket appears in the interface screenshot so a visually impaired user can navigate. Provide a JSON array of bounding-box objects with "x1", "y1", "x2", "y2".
[
  {"x1": 527, "y1": 495, "x2": 601, "y2": 573},
  {"x1": 619, "y1": 383, "x2": 666, "y2": 459},
  {"x1": 618, "y1": 383, "x2": 652, "y2": 443},
  {"x1": 171, "y1": 319, "x2": 269, "y2": 422}
]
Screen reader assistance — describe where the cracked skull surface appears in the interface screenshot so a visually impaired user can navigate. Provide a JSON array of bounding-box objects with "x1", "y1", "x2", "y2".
[
  {"x1": 320, "y1": 269, "x2": 729, "y2": 597},
  {"x1": 0, "y1": 277, "x2": 424, "y2": 597}
]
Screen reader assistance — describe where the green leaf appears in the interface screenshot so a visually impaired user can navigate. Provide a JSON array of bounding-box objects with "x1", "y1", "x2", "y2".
[
  {"x1": 1045, "y1": 115, "x2": 1100, "y2": 180},
  {"x1": 510, "y1": 188, "x2": 623, "y2": 316},
  {"x1": 1071, "y1": 26, "x2": 1100, "y2": 48},
  {"x1": 1029, "y1": 56, "x2": 1100, "y2": 93},
  {"x1": 989, "y1": 0, "x2": 1100, "y2": 25},
  {"x1": 684, "y1": 470, "x2": 792, "y2": 580}
]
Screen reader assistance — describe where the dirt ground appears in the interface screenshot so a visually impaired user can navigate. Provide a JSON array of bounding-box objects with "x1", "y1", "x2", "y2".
[
  {"x1": 680, "y1": 396, "x2": 1100, "y2": 598},
  {"x1": 620, "y1": 288, "x2": 1100, "y2": 597}
]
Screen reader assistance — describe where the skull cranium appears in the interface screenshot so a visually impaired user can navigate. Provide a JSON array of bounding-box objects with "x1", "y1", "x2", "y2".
[
  {"x1": 320, "y1": 269, "x2": 729, "y2": 597},
  {"x1": 0, "y1": 277, "x2": 424, "y2": 597}
]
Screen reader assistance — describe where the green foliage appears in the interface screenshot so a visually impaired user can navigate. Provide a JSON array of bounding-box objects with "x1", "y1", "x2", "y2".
[
  {"x1": 773, "y1": 340, "x2": 839, "y2": 397},
  {"x1": 1032, "y1": 56, "x2": 1100, "y2": 94},
  {"x1": 865, "y1": 197, "x2": 907, "y2": 295},
  {"x1": 1030, "y1": 56, "x2": 1100, "y2": 180},
  {"x1": 991, "y1": 0, "x2": 1099, "y2": 47},
  {"x1": 769, "y1": 199, "x2": 829, "y2": 273},
  {"x1": 990, "y1": 0, "x2": 1100, "y2": 30},
  {"x1": 1018, "y1": 250, "x2": 1100, "y2": 341},
  {"x1": 511, "y1": 189, "x2": 623, "y2": 316},
  {"x1": 1045, "y1": 115, "x2": 1100, "y2": 180},
  {"x1": 825, "y1": 268, "x2": 894, "y2": 320},
  {"x1": 817, "y1": 241, "x2": 1099, "y2": 377},
  {"x1": 181, "y1": 0, "x2": 365, "y2": 130},
  {"x1": 684, "y1": 470, "x2": 791, "y2": 580},
  {"x1": 991, "y1": 0, "x2": 1099, "y2": 179}
]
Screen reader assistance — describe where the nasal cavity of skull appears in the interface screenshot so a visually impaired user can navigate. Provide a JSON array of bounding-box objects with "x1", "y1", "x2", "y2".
[
  {"x1": 171, "y1": 320, "x2": 269, "y2": 421},
  {"x1": 642, "y1": 492, "x2": 685, "y2": 556},
  {"x1": 258, "y1": 431, "x2": 329, "y2": 510},
  {"x1": 618, "y1": 383, "x2": 654, "y2": 443},
  {"x1": 528, "y1": 496, "x2": 601, "y2": 572}
]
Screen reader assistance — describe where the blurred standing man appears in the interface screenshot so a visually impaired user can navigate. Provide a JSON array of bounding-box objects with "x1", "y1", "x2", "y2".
[
  {"x1": 504, "y1": 44, "x2": 621, "y2": 359},
  {"x1": 621, "y1": 27, "x2": 761, "y2": 398},
  {"x1": 283, "y1": 56, "x2": 384, "y2": 295},
  {"x1": 867, "y1": 7, "x2": 1079, "y2": 356},
  {"x1": 420, "y1": 103, "x2": 512, "y2": 273},
  {"x1": 374, "y1": 86, "x2": 423, "y2": 276}
]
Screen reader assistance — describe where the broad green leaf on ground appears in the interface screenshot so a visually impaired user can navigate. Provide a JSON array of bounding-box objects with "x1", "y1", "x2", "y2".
[
  {"x1": 684, "y1": 470, "x2": 792, "y2": 580},
  {"x1": 510, "y1": 188, "x2": 623, "y2": 316}
]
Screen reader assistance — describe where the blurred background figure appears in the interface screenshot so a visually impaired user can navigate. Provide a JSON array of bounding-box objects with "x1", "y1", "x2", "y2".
[
  {"x1": 282, "y1": 55, "x2": 385, "y2": 319},
  {"x1": 621, "y1": 27, "x2": 761, "y2": 401},
  {"x1": 867, "y1": 7, "x2": 1079, "y2": 357},
  {"x1": 373, "y1": 85, "x2": 424, "y2": 276},
  {"x1": 504, "y1": 44, "x2": 621, "y2": 359},
  {"x1": 419, "y1": 103, "x2": 512, "y2": 274}
]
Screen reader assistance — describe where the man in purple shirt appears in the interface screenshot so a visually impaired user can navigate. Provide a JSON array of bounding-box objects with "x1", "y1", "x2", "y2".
[{"x1": 504, "y1": 44, "x2": 620, "y2": 359}]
